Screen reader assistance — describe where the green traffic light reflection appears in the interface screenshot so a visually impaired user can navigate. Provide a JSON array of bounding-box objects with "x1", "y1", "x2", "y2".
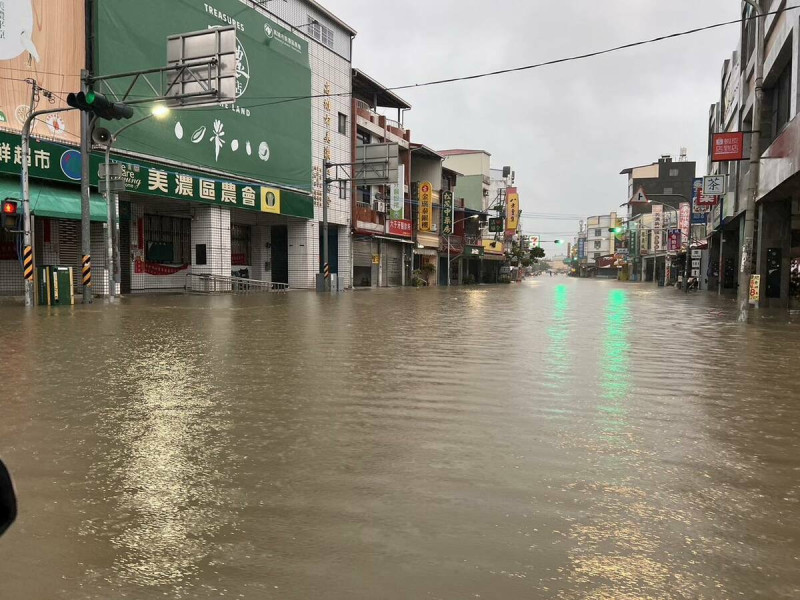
[{"x1": 597, "y1": 288, "x2": 631, "y2": 441}]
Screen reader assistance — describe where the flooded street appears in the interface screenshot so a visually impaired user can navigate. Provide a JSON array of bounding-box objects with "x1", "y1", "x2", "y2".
[{"x1": 1, "y1": 279, "x2": 799, "y2": 599}]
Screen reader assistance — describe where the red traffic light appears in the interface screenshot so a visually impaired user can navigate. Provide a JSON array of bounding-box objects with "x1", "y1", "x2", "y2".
[{"x1": 2, "y1": 199, "x2": 18, "y2": 215}]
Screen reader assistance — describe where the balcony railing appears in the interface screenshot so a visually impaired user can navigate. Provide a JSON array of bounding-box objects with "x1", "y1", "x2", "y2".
[{"x1": 354, "y1": 98, "x2": 371, "y2": 112}]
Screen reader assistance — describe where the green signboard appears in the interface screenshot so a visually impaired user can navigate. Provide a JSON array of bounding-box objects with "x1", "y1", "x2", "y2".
[
  {"x1": 441, "y1": 190, "x2": 453, "y2": 235},
  {"x1": 0, "y1": 131, "x2": 312, "y2": 219},
  {"x1": 95, "y1": 0, "x2": 313, "y2": 192},
  {"x1": 488, "y1": 217, "x2": 504, "y2": 233}
]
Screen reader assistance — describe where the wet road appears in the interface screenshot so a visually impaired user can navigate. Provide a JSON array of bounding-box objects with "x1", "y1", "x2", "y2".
[{"x1": 1, "y1": 278, "x2": 799, "y2": 599}]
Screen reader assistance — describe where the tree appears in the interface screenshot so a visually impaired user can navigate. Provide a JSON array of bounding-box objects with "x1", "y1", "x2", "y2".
[{"x1": 530, "y1": 246, "x2": 546, "y2": 262}]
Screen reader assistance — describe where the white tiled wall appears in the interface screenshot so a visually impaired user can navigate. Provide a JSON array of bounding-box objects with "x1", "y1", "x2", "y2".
[{"x1": 191, "y1": 206, "x2": 231, "y2": 278}]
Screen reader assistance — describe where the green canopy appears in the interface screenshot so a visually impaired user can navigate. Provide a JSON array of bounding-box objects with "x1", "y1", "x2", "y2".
[{"x1": 0, "y1": 178, "x2": 107, "y2": 222}]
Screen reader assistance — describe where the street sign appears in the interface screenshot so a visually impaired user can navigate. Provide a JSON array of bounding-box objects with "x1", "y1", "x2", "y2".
[
  {"x1": 488, "y1": 217, "x2": 504, "y2": 232},
  {"x1": 703, "y1": 175, "x2": 726, "y2": 197},
  {"x1": 692, "y1": 269, "x2": 701, "y2": 277},
  {"x1": 668, "y1": 229, "x2": 681, "y2": 251},
  {"x1": 630, "y1": 187, "x2": 649, "y2": 203},
  {"x1": 691, "y1": 249, "x2": 702, "y2": 258},
  {"x1": 530, "y1": 235, "x2": 540, "y2": 248},
  {"x1": 692, "y1": 259, "x2": 701, "y2": 268},
  {"x1": 467, "y1": 246, "x2": 484, "y2": 257},
  {"x1": 441, "y1": 190, "x2": 454, "y2": 235},
  {"x1": 711, "y1": 132, "x2": 745, "y2": 162}
]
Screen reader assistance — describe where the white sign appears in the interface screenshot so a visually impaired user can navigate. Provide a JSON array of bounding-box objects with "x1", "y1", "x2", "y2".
[
  {"x1": 652, "y1": 204, "x2": 663, "y2": 253},
  {"x1": 530, "y1": 236, "x2": 540, "y2": 248},
  {"x1": 0, "y1": 0, "x2": 39, "y2": 61},
  {"x1": 691, "y1": 269, "x2": 701, "y2": 277},
  {"x1": 692, "y1": 259, "x2": 701, "y2": 268},
  {"x1": 631, "y1": 187, "x2": 649, "y2": 204},
  {"x1": 703, "y1": 175, "x2": 726, "y2": 197},
  {"x1": 691, "y1": 249, "x2": 702, "y2": 258}
]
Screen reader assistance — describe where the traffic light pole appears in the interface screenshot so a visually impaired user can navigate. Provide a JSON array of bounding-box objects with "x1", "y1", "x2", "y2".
[
  {"x1": 80, "y1": 71, "x2": 93, "y2": 304},
  {"x1": 21, "y1": 104, "x2": 76, "y2": 307}
]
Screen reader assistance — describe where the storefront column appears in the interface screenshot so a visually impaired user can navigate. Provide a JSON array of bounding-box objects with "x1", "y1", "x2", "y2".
[{"x1": 191, "y1": 206, "x2": 231, "y2": 280}]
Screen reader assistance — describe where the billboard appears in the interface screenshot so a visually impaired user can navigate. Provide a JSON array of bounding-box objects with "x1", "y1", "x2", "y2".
[
  {"x1": 389, "y1": 164, "x2": 404, "y2": 220},
  {"x1": 578, "y1": 238, "x2": 586, "y2": 259},
  {"x1": 95, "y1": 0, "x2": 312, "y2": 190},
  {"x1": 441, "y1": 190, "x2": 453, "y2": 235},
  {"x1": 505, "y1": 187, "x2": 519, "y2": 235},
  {"x1": 679, "y1": 202, "x2": 691, "y2": 246},
  {"x1": 0, "y1": 0, "x2": 84, "y2": 141}
]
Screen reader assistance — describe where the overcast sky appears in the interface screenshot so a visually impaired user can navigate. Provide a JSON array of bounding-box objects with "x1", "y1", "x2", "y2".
[{"x1": 330, "y1": 0, "x2": 740, "y2": 253}]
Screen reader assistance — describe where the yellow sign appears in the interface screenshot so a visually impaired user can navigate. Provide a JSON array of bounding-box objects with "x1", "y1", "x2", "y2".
[
  {"x1": 260, "y1": 187, "x2": 281, "y2": 214},
  {"x1": 749, "y1": 274, "x2": 761, "y2": 304},
  {"x1": 419, "y1": 181, "x2": 433, "y2": 232},
  {"x1": 506, "y1": 188, "x2": 519, "y2": 234},
  {"x1": 482, "y1": 239, "x2": 504, "y2": 254},
  {"x1": 372, "y1": 254, "x2": 380, "y2": 265}
]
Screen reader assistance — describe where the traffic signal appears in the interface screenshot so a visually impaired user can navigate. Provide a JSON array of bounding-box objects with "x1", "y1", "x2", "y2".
[
  {"x1": 66, "y1": 91, "x2": 134, "y2": 120},
  {"x1": 554, "y1": 239, "x2": 565, "y2": 245},
  {"x1": 608, "y1": 227, "x2": 624, "y2": 234},
  {"x1": 1, "y1": 199, "x2": 19, "y2": 231}
]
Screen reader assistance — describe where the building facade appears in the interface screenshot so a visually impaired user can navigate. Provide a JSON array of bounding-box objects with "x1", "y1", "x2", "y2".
[
  {"x1": 0, "y1": 0, "x2": 355, "y2": 298},
  {"x1": 706, "y1": 0, "x2": 800, "y2": 307}
]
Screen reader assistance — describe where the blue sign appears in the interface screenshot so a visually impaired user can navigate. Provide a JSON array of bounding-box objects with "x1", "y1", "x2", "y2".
[
  {"x1": 578, "y1": 238, "x2": 586, "y2": 259},
  {"x1": 692, "y1": 212, "x2": 707, "y2": 225}
]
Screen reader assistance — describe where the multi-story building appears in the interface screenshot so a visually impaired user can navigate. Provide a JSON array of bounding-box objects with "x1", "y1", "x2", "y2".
[
  {"x1": 583, "y1": 213, "x2": 620, "y2": 278},
  {"x1": 0, "y1": 0, "x2": 355, "y2": 298},
  {"x1": 351, "y1": 69, "x2": 412, "y2": 287},
  {"x1": 706, "y1": 1, "x2": 800, "y2": 307},
  {"x1": 620, "y1": 155, "x2": 696, "y2": 284},
  {"x1": 440, "y1": 150, "x2": 506, "y2": 283}
]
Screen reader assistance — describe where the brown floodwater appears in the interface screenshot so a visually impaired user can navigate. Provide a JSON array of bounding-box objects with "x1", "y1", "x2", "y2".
[{"x1": 1, "y1": 278, "x2": 799, "y2": 599}]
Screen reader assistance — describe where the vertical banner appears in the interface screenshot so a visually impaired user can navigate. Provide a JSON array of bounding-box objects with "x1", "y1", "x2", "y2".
[
  {"x1": 652, "y1": 204, "x2": 663, "y2": 253},
  {"x1": 418, "y1": 181, "x2": 433, "y2": 232},
  {"x1": 390, "y1": 164, "x2": 405, "y2": 220},
  {"x1": 679, "y1": 202, "x2": 691, "y2": 248},
  {"x1": 506, "y1": 187, "x2": 519, "y2": 235},
  {"x1": 749, "y1": 274, "x2": 761, "y2": 304},
  {"x1": 441, "y1": 190, "x2": 453, "y2": 235},
  {"x1": 668, "y1": 229, "x2": 681, "y2": 251},
  {"x1": 578, "y1": 238, "x2": 586, "y2": 259}
]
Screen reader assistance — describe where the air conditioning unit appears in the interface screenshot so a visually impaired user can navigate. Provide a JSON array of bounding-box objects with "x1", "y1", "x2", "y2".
[{"x1": 375, "y1": 201, "x2": 386, "y2": 213}]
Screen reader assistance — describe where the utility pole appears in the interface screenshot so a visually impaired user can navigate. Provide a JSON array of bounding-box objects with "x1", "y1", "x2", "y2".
[
  {"x1": 20, "y1": 83, "x2": 37, "y2": 307},
  {"x1": 80, "y1": 70, "x2": 93, "y2": 304},
  {"x1": 738, "y1": 0, "x2": 765, "y2": 319}
]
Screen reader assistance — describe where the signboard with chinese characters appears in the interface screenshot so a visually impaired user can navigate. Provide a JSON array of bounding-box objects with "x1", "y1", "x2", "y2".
[
  {"x1": 652, "y1": 204, "x2": 663, "y2": 253},
  {"x1": 0, "y1": 0, "x2": 84, "y2": 142},
  {"x1": 441, "y1": 190, "x2": 454, "y2": 235},
  {"x1": 0, "y1": 130, "x2": 312, "y2": 218},
  {"x1": 749, "y1": 274, "x2": 761, "y2": 304},
  {"x1": 529, "y1": 236, "x2": 540, "y2": 248},
  {"x1": 488, "y1": 217, "x2": 504, "y2": 232},
  {"x1": 668, "y1": 229, "x2": 681, "y2": 251},
  {"x1": 711, "y1": 132, "x2": 745, "y2": 162},
  {"x1": 389, "y1": 164, "x2": 405, "y2": 220},
  {"x1": 418, "y1": 181, "x2": 433, "y2": 232},
  {"x1": 386, "y1": 219, "x2": 412, "y2": 238},
  {"x1": 703, "y1": 175, "x2": 726, "y2": 197},
  {"x1": 467, "y1": 246, "x2": 484, "y2": 257},
  {"x1": 96, "y1": 0, "x2": 312, "y2": 191},
  {"x1": 577, "y1": 237, "x2": 586, "y2": 259},
  {"x1": 505, "y1": 187, "x2": 519, "y2": 235},
  {"x1": 679, "y1": 202, "x2": 691, "y2": 246},
  {"x1": 692, "y1": 178, "x2": 716, "y2": 211}
]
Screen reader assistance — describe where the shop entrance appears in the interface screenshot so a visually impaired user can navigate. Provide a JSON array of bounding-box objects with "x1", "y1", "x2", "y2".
[{"x1": 271, "y1": 225, "x2": 288, "y2": 285}]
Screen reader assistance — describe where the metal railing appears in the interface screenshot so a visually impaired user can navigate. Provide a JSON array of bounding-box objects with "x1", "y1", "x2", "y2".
[
  {"x1": 354, "y1": 98, "x2": 372, "y2": 112},
  {"x1": 184, "y1": 273, "x2": 289, "y2": 294}
]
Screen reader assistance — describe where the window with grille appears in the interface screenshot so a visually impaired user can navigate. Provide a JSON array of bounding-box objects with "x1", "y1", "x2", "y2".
[
  {"x1": 594, "y1": 228, "x2": 602, "y2": 237},
  {"x1": 339, "y1": 182, "x2": 348, "y2": 200},
  {"x1": 338, "y1": 113, "x2": 348, "y2": 135},
  {"x1": 308, "y1": 17, "x2": 334, "y2": 48},
  {"x1": 143, "y1": 214, "x2": 190, "y2": 264},
  {"x1": 669, "y1": 169, "x2": 679, "y2": 177},
  {"x1": 230, "y1": 224, "x2": 251, "y2": 266}
]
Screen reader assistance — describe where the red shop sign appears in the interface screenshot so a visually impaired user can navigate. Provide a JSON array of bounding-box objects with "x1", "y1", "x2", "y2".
[
  {"x1": 387, "y1": 219, "x2": 412, "y2": 238},
  {"x1": 711, "y1": 132, "x2": 745, "y2": 162}
]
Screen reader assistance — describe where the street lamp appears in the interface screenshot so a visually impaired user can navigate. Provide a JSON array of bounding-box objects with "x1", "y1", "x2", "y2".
[
  {"x1": 102, "y1": 104, "x2": 170, "y2": 299},
  {"x1": 447, "y1": 213, "x2": 480, "y2": 287}
]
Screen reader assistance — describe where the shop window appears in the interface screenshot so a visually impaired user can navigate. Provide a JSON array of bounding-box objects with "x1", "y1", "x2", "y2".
[
  {"x1": 231, "y1": 224, "x2": 251, "y2": 266},
  {"x1": 339, "y1": 182, "x2": 348, "y2": 200},
  {"x1": 594, "y1": 228, "x2": 602, "y2": 237},
  {"x1": 357, "y1": 185, "x2": 370, "y2": 205},
  {"x1": 144, "y1": 214, "x2": 190, "y2": 265}
]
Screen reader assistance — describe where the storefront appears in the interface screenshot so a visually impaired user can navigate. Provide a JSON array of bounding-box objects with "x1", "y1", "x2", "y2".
[{"x1": 414, "y1": 232, "x2": 440, "y2": 286}]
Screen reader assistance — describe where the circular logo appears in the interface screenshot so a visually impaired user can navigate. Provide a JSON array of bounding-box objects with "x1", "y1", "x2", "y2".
[
  {"x1": 264, "y1": 24, "x2": 274, "y2": 39},
  {"x1": 15, "y1": 105, "x2": 30, "y2": 126},
  {"x1": 60, "y1": 150, "x2": 82, "y2": 181},
  {"x1": 45, "y1": 114, "x2": 66, "y2": 136},
  {"x1": 235, "y1": 40, "x2": 250, "y2": 98},
  {"x1": 258, "y1": 141, "x2": 270, "y2": 162}
]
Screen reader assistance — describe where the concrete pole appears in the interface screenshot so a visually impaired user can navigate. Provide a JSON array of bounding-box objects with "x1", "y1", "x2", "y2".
[
  {"x1": 104, "y1": 147, "x2": 114, "y2": 299},
  {"x1": 322, "y1": 159, "x2": 330, "y2": 292},
  {"x1": 80, "y1": 70, "x2": 93, "y2": 304},
  {"x1": 738, "y1": 0, "x2": 765, "y2": 319}
]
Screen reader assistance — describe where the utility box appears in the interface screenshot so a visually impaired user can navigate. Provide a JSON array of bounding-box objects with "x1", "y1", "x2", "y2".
[{"x1": 37, "y1": 266, "x2": 75, "y2": 306}]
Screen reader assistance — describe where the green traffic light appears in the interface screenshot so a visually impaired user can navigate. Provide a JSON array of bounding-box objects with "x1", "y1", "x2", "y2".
[{"x1": 86, "y1": 91, "x2": 96, "y2": 104}]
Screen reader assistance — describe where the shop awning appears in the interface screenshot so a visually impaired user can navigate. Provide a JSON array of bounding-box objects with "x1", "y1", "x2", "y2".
[{"x1": 0, "y1": 178, "x2": 107, "y2": 222}]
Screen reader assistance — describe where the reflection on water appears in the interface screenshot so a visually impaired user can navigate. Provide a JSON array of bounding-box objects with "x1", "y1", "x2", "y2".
[{"x1": 1, "y1": 280, "x2": 800, "y2": 599}]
